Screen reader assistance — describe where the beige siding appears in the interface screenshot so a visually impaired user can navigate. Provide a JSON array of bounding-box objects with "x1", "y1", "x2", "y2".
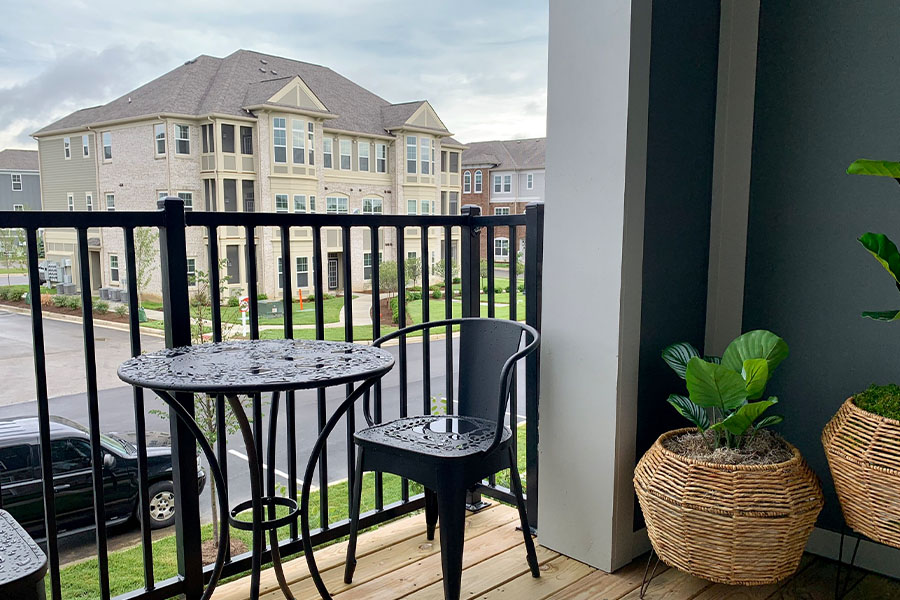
[{"x1": 39, "y1": 135, "x2": 98, "y2": 210}]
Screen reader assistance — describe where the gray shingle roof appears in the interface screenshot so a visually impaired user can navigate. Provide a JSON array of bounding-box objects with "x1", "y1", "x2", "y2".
[
  {"x1": 35, "y1": 50, "x2": 451, "y2": 138},
  {"x1": 0, "y1": 149, "x2": 39, "y2": 171},
  {"x1": 461, "y1": 138, "x2": 545, "y2": 170},
  {"x1": 381, "y1": 101, "x2": 426, "y2": 130}
]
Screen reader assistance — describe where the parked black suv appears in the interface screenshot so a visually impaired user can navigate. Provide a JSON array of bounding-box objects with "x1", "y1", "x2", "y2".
[{"x1": 0, "y1": 416, "x2": 206, "y2": 538}]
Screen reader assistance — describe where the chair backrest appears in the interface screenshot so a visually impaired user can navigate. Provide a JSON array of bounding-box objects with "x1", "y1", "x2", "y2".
[{"x1": 457, "y1": 319, "x2": 533, "y2": 424}]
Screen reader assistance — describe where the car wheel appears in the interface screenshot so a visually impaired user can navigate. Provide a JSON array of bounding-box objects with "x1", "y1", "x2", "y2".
[{"x1": 147, "y1": 480, "x2": 177, "y2": 529}]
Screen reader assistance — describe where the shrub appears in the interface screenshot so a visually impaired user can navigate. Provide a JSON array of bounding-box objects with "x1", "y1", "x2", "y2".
[
  {"x1": 227, "y1": 295, "x2": 240, "y2": 308},
  {"x1": 305, "y1": 294, "x2": 315, "y2": 303},
  {"x1": 389, "y1": 297, "x2": 400, "y2": 323},
  {"x1": 93, "y1": 300, "x2": 110, "y2": 314},
  {"x1": 321, "y1": 293, "x2": 334, "y2": 300},
  {"x1": 52, "y1": 295, "x2": 80, "y2": 310},
  {"x1": 409, "y1": 286, "x2": 422, "y2": 292},
  {"x1": 257, "y1": 293, "x2": 268, "y2": 301},
  {"x1": 114, "y1": 305, "x2": 128, "y2": 317},
  {"x1": 0, "y1": 286, "x2": 27, "y2": 301},
  {"x1": 429, "y1": 284, "x2": 442, "y2": 293},
  {"x1": 432, "y1": 289, "x2": 442, "y2": 299},
  {"x1": 406, "y1": 291, "x2": 422, "y2": 301},
  {"x1": 854, "y1": 384, "x2": 900, "y2": 421},
  {"x1": 452, "y1": 277, "x2": 461, "y2": 284},
  {"x1": 518, "y1": 283, "x2": 525, "y2": 292}
]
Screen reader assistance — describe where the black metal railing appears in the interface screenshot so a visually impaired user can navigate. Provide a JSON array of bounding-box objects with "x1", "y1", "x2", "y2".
[{"x1": 0, "y1": 199, "x2": 544, "y2": 600}]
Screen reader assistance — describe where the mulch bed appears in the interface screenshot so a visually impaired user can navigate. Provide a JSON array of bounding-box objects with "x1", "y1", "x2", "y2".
[
  {"x1": 662, "y1": 429, "x2": 793, "y2": 465},
  {"x1": 201, "y1": 538, "x2": 248, "y2": 564},
  {"x1": 0, "y1": 298, "x2": 132, "y2": 324}
]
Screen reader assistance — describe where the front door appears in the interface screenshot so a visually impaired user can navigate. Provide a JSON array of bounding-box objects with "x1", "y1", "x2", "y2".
[
  {"x1": 89, "y1": 251, "x2": 102, "y2": 291},
  {"x1": 327, "y1": 258, "x2": 338, "y2": 290}
]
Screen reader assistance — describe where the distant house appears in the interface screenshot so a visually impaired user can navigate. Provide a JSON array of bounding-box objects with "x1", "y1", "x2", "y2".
[
  {"x1": 461, "y1": 138, "x2": 545, "y2": 260},
  {"x1": 0, "y1": 149, "x2": 40, "y2": 211}
]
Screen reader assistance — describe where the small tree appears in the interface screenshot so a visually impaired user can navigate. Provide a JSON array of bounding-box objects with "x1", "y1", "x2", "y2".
[
  {"x1": 405, "y1": 257, "x2": 421, "y2": 289},
  {"x1": 433, "y1": 259, "x2": 459, "y2": 281},
  {"x1": 379, "y1": 260, "x2": 399, "y2": 298},
  {"x1": 0, "y1": 228, "x2": 26, "y2": 286},
  {"x1": 480, "y1": 259, "x2": 488, "y2": 289},
  {"x1": 134, "y1": 227, "x2": 159, "y2": 303}
]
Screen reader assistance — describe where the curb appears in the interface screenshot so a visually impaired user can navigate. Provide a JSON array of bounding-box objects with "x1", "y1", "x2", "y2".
[{"x1": 0, "y1": 303, "x2": 166, "y2": 338}]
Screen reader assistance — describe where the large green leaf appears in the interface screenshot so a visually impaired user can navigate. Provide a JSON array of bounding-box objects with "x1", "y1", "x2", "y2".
[
  {"x1": 685, "y1": 357, "x2": 748, "y2": 411},
  {"x1": 662, "y1": 342, "x2": 700, "y2": 379},
  {"x1": 666, "y1": 394, "x2": 709, "y2": 431},
  {"x1": 859, "y1": 233, "x2": 900, "y2": 283},
  {"x1": 862, "y1": 310, "x2": 900, "y2": 322},
  {"x1": 721, "y1": 330, "x2": 789, "y2": 375},
  {"x1": 742, "y1": 358, "x2": 769, "y2": 400},
  {"x1": 754, "y1": 414, "x2": 784, "y2": 431},
  {"x1": 847, "y1": 159, "x2": 900, "y2": 177},
  {"x1": 720, "y1": 398, "x2": 779, "y2": 436}
]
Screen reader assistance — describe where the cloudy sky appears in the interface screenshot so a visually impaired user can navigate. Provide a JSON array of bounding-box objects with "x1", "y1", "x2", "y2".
[{"x1": 0, "y1": 0, "x2": 548, "y2": 150}]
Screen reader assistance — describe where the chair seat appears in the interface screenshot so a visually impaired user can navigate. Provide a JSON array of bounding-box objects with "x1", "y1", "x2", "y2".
[{"x1": 354, "y1": 415, "x2": 511, "y2": 458}]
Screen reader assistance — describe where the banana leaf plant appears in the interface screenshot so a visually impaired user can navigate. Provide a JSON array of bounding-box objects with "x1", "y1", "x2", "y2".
[
  {"x1": 848, "y1": 159, "x2": 900, "y2": 321},
  {"x1": 662, "y1": 330, "x2": 788, "y2": 449}
]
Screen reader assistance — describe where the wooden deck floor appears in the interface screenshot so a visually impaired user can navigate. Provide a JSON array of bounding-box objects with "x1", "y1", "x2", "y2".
[{"x1": 212, "y1": 504, "x2": 900, "y2": 600}]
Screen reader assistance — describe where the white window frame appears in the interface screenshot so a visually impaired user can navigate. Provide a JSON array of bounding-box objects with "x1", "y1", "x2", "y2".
[
  {"x1": 504, "y1": 175, "x2": 512, "y2": 192},
  {"x1": 110, "y1": 254, "x2": 120, "y2": 282},
  {"x1": 407, "y1": 199, "x2": 417, "y2": 215},
  {"x1": 11, "y1": 174, "x2": 22, "y2": 192},
  {"x1": 175, "y1": 124, "x2": 190, "y2": 155},
  {"x1": 431, "y1": 140, "x2": 435, "y2": 176},
  {"x1": 307, "y1": 122, "x2": 315, "y2": 165},
  {"x1": 178, "y1": 191, "x2": 193, "y2": 211},
  {"x1": 406, "y1": 136, "x2": 417, "y2": 174},
  {"x1": 85, "y1": 192, "x2": 93, "y2": 212},
  {"x1": 526, "y1": 172, "x2": 534, "y2": 189},
  {"x1": 358, "y1": 141, "x2": 370, "y2": 171},
  {"x1": 494, "y1": 207, "x2": 511, "y2": 216},
  {"x1": 272, "y1": 117, "x2": 287, "y2": 164},
  {"x1": 463, "y1": 171, "x2": 471, "y2": 193},
  {"x1": 494, "y1": 174, "x2": 502, "y2": 193},
  {"x1": 420, "y1": 199, "x2": 431, "y2": 215},
  {"x1": 339, "y1": 139, "x2": 352, "y2": 170},
  {"x1": 323, "y1": 138, "x2": 333, "y2": 169},
  {"x1": 277, "y1": 256, "x2": 284, "y2": 289},
  {"x1": 63, "y1": 137, "x2": 71, "y2": 160},
  {"x1": 296, "y1": 256, "x2": 309, "y2": 288},
  {"x1": 186, "y1": 258, "x2": 197, "y2": 286},
  {"x1": 363, "y1": 251, "x2": 383, "y2": 280},
  {"x1": 12, "y1": 204, "x2": 23, "y2": 211},
  {"x1": 275, "y1": 194, "x2": 289, "y2": 212},
  {"x1": 375, "y1": 143, "x2": 387, "y2": 173},
  {"x1": 420, "y1": 137, "x2": 430, "y2": 175},
  {"x1": 67, "y1": 193, "x2": 74, "y2": 211},
  {"x1": 474, "y1": 170, "x2": 482, "y2": 193},
  {"x1": 106, "y1": 193, "x2": 116, "y2": 212},
  {"x1": 326, "y1": 196, "x2": 349, "y2": 214},
  {"x1": 292, "y1": 119, "x2": 305, "y2": 164},
  {"x1": 494, "y1": 237, "x2": 510, "y2": 261},
  {"x1": 362, "y1": 197, "x2": 382, "y2": 214},
  {"x1": 102, "y1": 131, "x2": 112, "y2": 161},
  {"x1": 82, "y1": 135, "x2": 90, "y2": 158},
  {"x1": 309, "y1": 195, "x2": 316, "y2": 213},
  {"x1": 293, "y1": 194, "x2": 306, "y2": 213},
  {"x1": 154, "y1": 123, "x2": 166, "y2": 155}
]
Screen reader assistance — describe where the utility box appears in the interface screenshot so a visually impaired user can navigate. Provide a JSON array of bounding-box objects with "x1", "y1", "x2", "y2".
[
  {"x1": 99, "y1": 287, "x2": 110, "y2": 300},
  {"x1": 118, "y1": 290, "x2": 129, "y2": 305},
  {"x1": 258, "y1": 299, "x2": 284, "y2": 317},
  {"x1": 108, "y1": 289, "x2": 121, "y2": 302}
]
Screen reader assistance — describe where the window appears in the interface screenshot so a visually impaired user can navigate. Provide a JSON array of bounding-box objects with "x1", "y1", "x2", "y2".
[
  {"x1": 85, "y1": 192, "x2": 93, "y2": 212},
  {"x1": 504, "y1": 175, "x2": 511, "y2": 192},
  {"x1": 339, "y1": 139, "x2": 351, "y2": 170},
  {"x1": 178, "y1": 191, "x2": 193, "y2": 211},
  {"x1": 154, "y1": 124, "x2": 166, "y2": 155},
  {"x1": 82, "y1": 135, "x2": 90, "y2": 157},
  {"x1": 448, "y1": 192, "x2": 459, "y2": 215},
  {"x1": 441, "y1": 151, "x2": 447, "y2": 172},
  {"x1": 431, "y1": 140, "x2": 435, "y2": 175},
  {"x1": 221, "y1": 124, "x2": 235, "y2": 153},
  {"x1": 158, "y1": 191, "x2": 168, "y2": 202},
  {"x1": 275, "y1": 194, "x2": 289, "y2": 212},
  {"x1": 407, "y1": 199, "x2": 417, "y2": 215},
  {"x1": 201, "y1": 124, "x2": 214, "y2": 153},
  {"x1": 0, "y1": 445, "x2": 32, "y2": 484},
  {"x1": 326, "y1": 196, "x2": 348, "y2": 214},
  {"x1": 494, "y1": 174, "x2": 502, "y2": 193},
  {"x1": 243, "y1": 180, "x2": 255, "y2": 212},
  {"x1": 63, "y1": 137, "x2": 71, "y2": 159},
  {"x1": 240, "y1": 126, "x2": 253, "y2": 154},
  {"x1": 67, "y1": 193, "x2": 74, "y2": 211},
  {"x1": 309, "y1": 195, "x2": 316, "y2": 212},
  {"x1": 51, "y1": 439, "x2": 92, "y2": 474},
  {"x1": 474, "y1": 170, "x2": 482, "y2": 193},
  {"x1": 362, "y1": 197, "x2": 382, "y2": 214},
  {"x1": 175, "y1": 124, "x2": 190, "y2": 154},
  {"x1": 12, "y1": 204, "x2": 23, "y2": 211},
  {"x1": 358, "y1": 141, "x2": 370, "y2": 171},
  {"x1": 110, "y1": 255, "x2": 120, "y2": 282},
  {"x1": 323, "y1": 138, "x2": 333, "y2": 168},
  {"x1": 463, "y1": 171, "x2": 471, "y2": 193},
  {"x1": 106, "y1": 193, "x2": 115, "y2": 211},
  {"x1": 102, "y1": 132, "x2": 112, "y2": 160},
  {"x1": 363, "y1": 252, "x2": 382, "y2": 280},
  {"x1": 277, "y1": 257, "x2": 284, "y2": 289},
  {"x1": 204, "y1": 179, "x2": 216, "y2": 211},
  {"x1": 494, "y1": 207, "x2": 510, "y2": 216},
  {"x1": 376, "y1": 143, "x2": 387, "y2": 173},
  {"x1": 420, "y1": 137, "x2": 430, "y2": 175},
  {"x1": 406, "y1": 136, "x2": 417, "y2": 174},
  {"x1": 186, "y1": 258, "x2": 196, "y2": 285},
  {"x1": 421, "y1": 199, "x2": 431, "y2": 215},
  {"x1": 292, "y1": 120, "x2": 305, "y2": 164},
  {"x1": 494, "y1": 238, "x2": 510, "y2": 261},
  {"x1": 307, "y1": 122, "x2": 315, "y2": 165},
  {"x1": 293, "y1": 194, "x2": 306, "y2": 213},
  {"x1": 11, "y1": 174, "x2": 22, "y2": 191},
  {"x1": 526, "y1": 173, "x2": 534, "y2": 189},
  {"x1": 296, "y1": 256, "x2": 309, "y2": 288},
  {"x1": 273, "y1": 117, "x2": 287, "y2": 163},
  {"x1": 449, "y1": 152, "x2": 459, "y2": 173}
]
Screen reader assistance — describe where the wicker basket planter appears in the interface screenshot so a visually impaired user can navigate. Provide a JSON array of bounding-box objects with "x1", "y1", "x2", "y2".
[
  {"x1": 634, "y1": 428, "x2": 824, "y2": 586},
  {"x1": 823, "y1": 398, "x2": 900, "y2": 548}
]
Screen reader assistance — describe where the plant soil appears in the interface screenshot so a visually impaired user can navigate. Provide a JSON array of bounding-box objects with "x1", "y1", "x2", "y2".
[
  {"x1": 0, "y1": 299, "x2": 131, "y2": 323},
  {"x1": 663, "y1": 429, "x2": 793, "y2": 465},
  {"x1": 201, "y1": 538, "x2": 247, "y2": 565}
]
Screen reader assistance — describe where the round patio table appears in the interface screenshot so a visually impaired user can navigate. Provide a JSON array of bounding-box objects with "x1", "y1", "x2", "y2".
[{"x1": 118, "y1": 339, "x2": 395, "y2": 600}]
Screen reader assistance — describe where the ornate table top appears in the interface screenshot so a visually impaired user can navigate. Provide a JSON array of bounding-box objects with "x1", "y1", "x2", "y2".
[
  {"x1": 118, "y1": 339, "x2": 394, "y2": 394},
  {"x1": 0, "y1": 509, "x2": 47, "y2": 586}
]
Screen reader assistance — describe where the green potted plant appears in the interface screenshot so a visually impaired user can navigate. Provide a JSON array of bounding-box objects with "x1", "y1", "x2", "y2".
[
  {"x1": 822, "y1": 158, "x2": 900, "y2": 549},
  {"x1": 634, "y1": 330, "x2": 823, "y2": 586}
]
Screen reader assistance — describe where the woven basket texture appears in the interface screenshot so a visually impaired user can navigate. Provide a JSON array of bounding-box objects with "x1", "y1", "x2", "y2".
[
  {"x1": 823, "y1": 398, "x2": 900, "y2": 548},
  {"x1": 634, "y1": 428, "x2": 824, "y2": 586}
]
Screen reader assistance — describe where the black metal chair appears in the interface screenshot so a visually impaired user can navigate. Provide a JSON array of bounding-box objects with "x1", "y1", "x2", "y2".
[{"x1": 343, "y1": 317, "x2": 541, "y2": 600}]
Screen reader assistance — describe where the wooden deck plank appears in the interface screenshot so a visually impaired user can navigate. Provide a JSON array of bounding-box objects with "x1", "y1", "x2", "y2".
[
  {"x1": 548, "y1": 559, "x2": 654, "y2": 600},
  {"x1": 472, "y1": 555, "x2": 595, "y2": 600},
  {"x1": 763, "y1": 557, "x2": 863, "y2": 600},
  {"x1": 690, "y1": 555, "x2": 815, "y2": 600},
  {"x1": 616, "y1": 565, "x2": 711, "y2": 600}
]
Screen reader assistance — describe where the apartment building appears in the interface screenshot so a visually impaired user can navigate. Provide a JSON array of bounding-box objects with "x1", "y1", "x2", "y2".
[
  {"x1": 460, "y1": 138, "x2": 545, "y2": 260},
  {"x1": 33, "y1": 50, "x2": 464, "y2": 299},
  {"x1": 0, "y1": 149, "x2": 41, "y2": 211}
]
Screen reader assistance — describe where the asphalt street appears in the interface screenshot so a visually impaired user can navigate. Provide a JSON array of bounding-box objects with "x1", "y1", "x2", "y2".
[{"x1": 0, "y1": 308, "x2": 528, "y2": 563}]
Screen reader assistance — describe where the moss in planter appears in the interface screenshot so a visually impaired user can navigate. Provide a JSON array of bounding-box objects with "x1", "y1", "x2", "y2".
[{"x1": 854, "y1": 383, "x2": 900, "y2": 421}]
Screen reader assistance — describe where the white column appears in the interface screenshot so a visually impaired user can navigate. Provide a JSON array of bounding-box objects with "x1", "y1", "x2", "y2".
[{"x1": 538, "y1": 0, "x2": 652, "y2": 572}]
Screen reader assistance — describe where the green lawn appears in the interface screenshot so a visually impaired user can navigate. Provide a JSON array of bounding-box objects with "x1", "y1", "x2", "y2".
[
  {"x1": 0, "y1": 267, "x2": 26, "y2": 275},
  {"x1": 57, "y1": 425, "x2": 527, "y2": 600}
]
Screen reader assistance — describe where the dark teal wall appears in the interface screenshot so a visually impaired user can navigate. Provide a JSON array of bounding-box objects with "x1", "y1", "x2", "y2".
[
  {"x1": 633, "y1": 0, "x2": 721, "y2": 530},
  {"x1": 745, "y1": 0, "x2": 900, "y2": 531}
]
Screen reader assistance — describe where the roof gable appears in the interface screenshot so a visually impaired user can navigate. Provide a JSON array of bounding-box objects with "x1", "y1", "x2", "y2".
[
  {"x1": 262, "y1": 75, "x2": 329, "y2": 112},
  {"x1": 407, "y1": 101, "x2": 449, "y2": 132}
]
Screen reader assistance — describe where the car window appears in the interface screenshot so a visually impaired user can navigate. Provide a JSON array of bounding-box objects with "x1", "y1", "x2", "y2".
[
  {"x1": 51, "y1": 438, "x2": 92, "y2": 474},
  {"x1": 0, "y1": 445, "x2": 33, "y2": 483}
]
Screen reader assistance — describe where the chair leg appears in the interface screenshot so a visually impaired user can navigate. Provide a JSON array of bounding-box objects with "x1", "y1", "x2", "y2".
[
  {"x1": 425, "y1": 488, "x2": 439, "y2": 541},
  {"x1": 508, "y1": 446, "x2": 540, "y2": 578},
  {"x1": 437, "y1": 488, "x2": 468, "y2": 600},
  {"x1": 343, "y1": 447, "x2": 365, "y2": 584}
]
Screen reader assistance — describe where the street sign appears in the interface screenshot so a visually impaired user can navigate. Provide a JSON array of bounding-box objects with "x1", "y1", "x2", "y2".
[{"x1": 239, "y1": 296, "x2": 249, "y2": 313}]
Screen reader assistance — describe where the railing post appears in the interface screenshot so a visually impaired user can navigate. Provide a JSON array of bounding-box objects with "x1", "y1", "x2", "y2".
[
  {"x1": 524, "y1": 202, "x2": 544, "y2": 531},
  {"x1": 157, "y1": 196, "x2": 203, "y2": 598}
]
